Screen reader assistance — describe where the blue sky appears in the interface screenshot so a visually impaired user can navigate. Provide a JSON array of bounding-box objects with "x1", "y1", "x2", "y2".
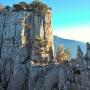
[{"x1": 0, "y1": 0, "x2": 90, "y2": 42}]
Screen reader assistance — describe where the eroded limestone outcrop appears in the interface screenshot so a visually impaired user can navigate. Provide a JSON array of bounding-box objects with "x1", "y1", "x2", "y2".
[
  {"x1": 0, "y1": 42, "x2": 90, "y2": 90},
  {"x1": 0, "y1": 2, "x2": 54, "y2": 90}
]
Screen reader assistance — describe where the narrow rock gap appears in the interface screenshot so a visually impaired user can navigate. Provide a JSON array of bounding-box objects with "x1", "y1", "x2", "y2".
[
  {"x1": 51, "y1": 82, "x2": 59, "y2": 90},
  {"x1": 0, "y1": 12, "x2": 7, "y2": 59}
]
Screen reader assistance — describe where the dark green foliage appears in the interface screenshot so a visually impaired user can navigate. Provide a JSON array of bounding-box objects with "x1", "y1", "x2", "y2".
[
  {"x1": 73, "y1": 68, "x2": 81, "y2": 75},
  {"x1": 86, "y1": 42, "x2": 90, "y2": 49},
  {"x1": 1, "y1": 1, "x2": 51, "y2": 13},
  {"x1": 29, "y1": 1, "x2": 50, "y2": 14},
  {"x1": 12, "y1": 2, "x2": 28, "y2": 11},
  {"x1": 5, "y1": 6, "x2": 11, "y2": 11},
  {"x1": 52, "y1": 82, "x2": 59, "y2": 90}
]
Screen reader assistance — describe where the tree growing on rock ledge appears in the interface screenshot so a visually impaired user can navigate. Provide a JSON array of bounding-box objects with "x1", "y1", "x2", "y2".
[
  {"x1": 55, "y1": 45, "x2": 71, "y2": 64},
  {"x1": 12, "y1": 2, "x2": 28, "y2": 11}
]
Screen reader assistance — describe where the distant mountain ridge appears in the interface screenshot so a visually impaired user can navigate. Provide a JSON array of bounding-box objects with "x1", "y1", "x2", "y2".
[{"x1": 54, "y1": 36, "x2": 86, "y2": 58}]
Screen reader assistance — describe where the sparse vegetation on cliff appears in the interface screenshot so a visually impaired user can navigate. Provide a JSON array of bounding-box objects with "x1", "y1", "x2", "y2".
[
  {"x1": 12, "y1": 2, "x2": 28, "y2": 11},
  {"x1": 29, "y1": 1, "x2": 50, "y2": 14},
  {"x1": 56, "y1": 45, "x2": 71, "y2": 63},
  {"x1": 12, "y1": 1, "x2": 51, "y2": 13}
]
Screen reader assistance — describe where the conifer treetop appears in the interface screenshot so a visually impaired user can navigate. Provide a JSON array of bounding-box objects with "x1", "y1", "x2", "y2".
[{"x1": 32, "y1": 0, "x2": 41, "y2": 2}]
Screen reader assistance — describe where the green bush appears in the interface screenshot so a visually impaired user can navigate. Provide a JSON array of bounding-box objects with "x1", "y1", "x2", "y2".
[
  {"x1": 12, "y1": 2, "x2": 28, "y2": 11},
  {"x1": 5, "y1": 6, "x2": 11, "y2": 11},
  {"x1": 29, "y1": 1, "x2": 50, "y2": 14},
  {"x1": 12, "y1": 1, "x2": 51, "y2": 14}
]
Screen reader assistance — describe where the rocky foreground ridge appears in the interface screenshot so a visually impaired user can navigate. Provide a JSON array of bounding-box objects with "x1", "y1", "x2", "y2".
[
  {"x1": 0, "y1": 43, "x2": 90, "y2": 90},
  {"x1": 0, "y1": 1, "x2": 90, "y2": 90}
]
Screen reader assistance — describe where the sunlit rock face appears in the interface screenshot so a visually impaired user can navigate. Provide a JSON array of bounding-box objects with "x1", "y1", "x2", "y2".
[
  {"x1": 28, "y1": 8, "x2": 54, "y2": 62},
  {"x1": 0, "y1": 4, "x2": 54, "y2": 64}
]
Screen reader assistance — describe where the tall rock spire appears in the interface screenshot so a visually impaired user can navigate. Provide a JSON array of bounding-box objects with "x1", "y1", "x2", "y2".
[
  {"x1": 85, "y1": 42, "x2": 90, "y2": 60},
  {"x1": 28, "y1": 2, "x2": 54, "y2": 64}
]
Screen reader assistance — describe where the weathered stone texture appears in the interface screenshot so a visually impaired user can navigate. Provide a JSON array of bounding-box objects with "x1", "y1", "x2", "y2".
[{"x1": 0, "y1": 3, "x2": 90, "y2": 90}]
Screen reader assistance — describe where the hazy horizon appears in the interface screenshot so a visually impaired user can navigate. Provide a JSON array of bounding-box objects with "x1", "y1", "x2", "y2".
[{"x1": 1, "y1": 0, "x2": 90, "y2": 42}]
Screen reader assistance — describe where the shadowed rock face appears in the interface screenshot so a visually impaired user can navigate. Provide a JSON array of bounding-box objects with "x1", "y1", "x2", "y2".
[
  {"x1": 85, "y1": 43, "x2": 90, "y2": 60},
  {"x1": 0, "y1": 60, "x2": 89, "y2": 90},
  {"x1": 0, "y1": 2, "x2": 90, "y2": 90}
]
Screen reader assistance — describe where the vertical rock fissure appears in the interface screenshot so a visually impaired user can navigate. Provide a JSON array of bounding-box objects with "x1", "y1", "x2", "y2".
[
  {"x1": 43, "y1": 15, "x2": 46, "y2": 40},
  {"x1": 0, "y1": 12, "x2": 6, "y2": 59}
]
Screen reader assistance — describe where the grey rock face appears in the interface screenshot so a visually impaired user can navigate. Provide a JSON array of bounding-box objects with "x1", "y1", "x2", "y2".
[
  {"x1": 0, "y1": 5, "x2": 54, "y2": 90},
  {"x1": 0, "y1": 11, "x2": 30, "y2": 90},
  {"x1": 28, "y1": 61, "x2": 89, "y2": 90}
]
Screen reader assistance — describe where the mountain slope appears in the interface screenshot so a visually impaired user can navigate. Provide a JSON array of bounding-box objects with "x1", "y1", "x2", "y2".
[{"x1": 54, "y1": 36, "x2": 86, "y2": 58}]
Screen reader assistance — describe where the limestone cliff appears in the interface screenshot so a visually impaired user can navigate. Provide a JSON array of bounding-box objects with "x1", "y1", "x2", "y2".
[
  {"x1": 0, "y1": 2, "x2": 54, "y2": 90},
  {"x1": 0, "y1": 2, "x2": 90, "y2": 90},
  {"x1": 0, "y1": 2, "x2": 54, "y2": 64}
]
